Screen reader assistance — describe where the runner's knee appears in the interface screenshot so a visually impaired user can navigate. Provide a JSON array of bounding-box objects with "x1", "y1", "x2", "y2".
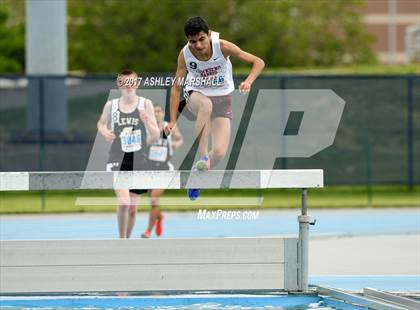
[
  {"x1": 128, "y1": 205, "x2": 137, "y2": 215},
  {"x1": 150, "y1": 197, "x2": 160, "y2": 206},
  {"x1": 212, "y1": 147, "x2": 227, "y2": 161}
]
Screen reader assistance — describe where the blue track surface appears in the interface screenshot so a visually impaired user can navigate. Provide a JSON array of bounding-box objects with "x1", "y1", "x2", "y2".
[
  {"x1": 310, "y1": 275, "x2": 420, "y2": 291},
  {"x1": 1, "y1": 209, "x2": 418, "y2": 297},
  {"x1": 0, "y1": 295, "x2": 365, "y2": 309},
  {"x1": 0, "y1": 209, "x2": 418, "y2": 240}
]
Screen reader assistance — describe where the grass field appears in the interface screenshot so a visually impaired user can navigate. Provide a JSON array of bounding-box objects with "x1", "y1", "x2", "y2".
[{"x1": 0, "y1": 186, "x2": 418, "y2": 214}]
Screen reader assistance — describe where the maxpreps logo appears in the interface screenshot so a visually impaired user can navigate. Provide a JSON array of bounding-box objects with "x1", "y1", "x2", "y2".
[{"x1": 197, "y1": 209, "x2": 259, "y2": 220}]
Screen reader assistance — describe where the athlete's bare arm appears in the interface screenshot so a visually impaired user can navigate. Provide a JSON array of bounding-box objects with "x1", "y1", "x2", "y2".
[
  {"x1": 141, "y1": 99, "x2": 161, "y2": 143},
  {"x1": 97, "y1": 101, "x2": 116, "y2": 142},
  {"x1": 220, "y1": 40, "x2": 265, "y2": 93},
  {"x1": 165, "y1": 51, "x2": 187, "y2": 135}
]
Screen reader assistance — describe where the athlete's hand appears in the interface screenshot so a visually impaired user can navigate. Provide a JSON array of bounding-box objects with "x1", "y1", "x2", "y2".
[
  {"x1": 239, "y1": 81, "x2": 251, "y2": 93},
  {"x1": 139, "y1": 110, "x2": 150, "y2": 124},
  {"x1": 164, "y1": 121, "x2": 176, "y2": 136},
  {"x1": 102, "y1": 129, "x2": 116, "y2": 143}
]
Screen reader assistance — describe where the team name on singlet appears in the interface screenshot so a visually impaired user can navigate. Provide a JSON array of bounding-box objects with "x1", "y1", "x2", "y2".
[
  {"x1": 199, "y1": 66, "x2": 222, "y2": 77},
  {"x1": 112, "y1": 112, "x2": 140, "y2": 126}
]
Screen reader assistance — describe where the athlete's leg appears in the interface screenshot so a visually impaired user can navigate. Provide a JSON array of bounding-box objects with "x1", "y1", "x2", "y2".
[
  {"x1": 185, "y1": 92, "x2": 213, "y2": 200},
  {"x1": 209, "y1": 117, "x2": 231, "y2": 167},
  {"x1": 187, "y1": 92, "x2": 212, "y2": 157},
  {"x1": 148, "y1": 189, "x2": 165, "y2": 233},
  {"x1": 126, "y1": 192, "x2": 140, "y2": 238},
  {"x1": 115, "y1": 189, "x2": 132, "y2": 238}
]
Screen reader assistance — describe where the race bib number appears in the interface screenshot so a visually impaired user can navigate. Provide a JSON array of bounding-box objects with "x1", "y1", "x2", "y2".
[
  {"x1": 148, "y1": 146, "x2": 168, "y2": 162},
  {"x1": 120, "y1": 128, "x2": 142, "y2": 152}
]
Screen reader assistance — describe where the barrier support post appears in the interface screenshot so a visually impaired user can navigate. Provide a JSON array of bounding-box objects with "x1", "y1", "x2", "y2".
[{"x1": 298, "y1": 188, "x2": 311, "y2": 292}]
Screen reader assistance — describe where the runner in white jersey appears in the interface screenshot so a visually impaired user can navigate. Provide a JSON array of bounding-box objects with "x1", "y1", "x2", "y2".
[{"x1": 164, "y1": 16, "x2": 265, "y2": 200}]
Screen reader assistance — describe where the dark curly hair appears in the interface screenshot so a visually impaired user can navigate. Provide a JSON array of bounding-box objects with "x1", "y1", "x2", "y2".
[{"x1": 184, "y1": 16, "x2": 209, "y2": 37}]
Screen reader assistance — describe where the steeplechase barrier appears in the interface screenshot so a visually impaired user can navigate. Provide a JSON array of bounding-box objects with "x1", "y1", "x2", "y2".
[{"x1": 0, "y1": 169, "x2": 322, "y2": 294}]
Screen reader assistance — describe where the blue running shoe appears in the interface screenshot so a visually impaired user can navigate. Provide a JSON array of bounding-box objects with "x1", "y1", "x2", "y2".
[{"x1": 188, "y1": 188, "x2": 201, "y2": 201}]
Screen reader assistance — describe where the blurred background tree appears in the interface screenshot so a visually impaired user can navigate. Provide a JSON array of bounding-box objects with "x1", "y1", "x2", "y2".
[
  {"x1": 0, "y1": 0, "x2": 376, "y2": 73},
  {"x1": 0, "y1": 3, "x2": 24, "y2": 72}
]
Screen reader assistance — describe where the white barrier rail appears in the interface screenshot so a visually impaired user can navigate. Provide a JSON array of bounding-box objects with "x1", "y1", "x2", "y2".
[{"x1": 0, "y1": 169, "x2": 323, "y2": 191}]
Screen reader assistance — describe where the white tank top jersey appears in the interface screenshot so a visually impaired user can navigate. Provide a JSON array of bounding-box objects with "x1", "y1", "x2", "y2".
[{"x1": 183, "y1": 31, "x2": 235, "y2": 97}]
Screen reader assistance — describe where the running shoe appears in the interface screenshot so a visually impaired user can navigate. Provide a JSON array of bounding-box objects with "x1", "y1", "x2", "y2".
[
  {"x1": 155, "y1": 214, "x2": 164, "y2": 237},
  {"x1": 141, "y1": 230, "x2": 151, "y2": 238},
  {"x1": 188, "y1": 155, "x2": 210, "y2": 201}
]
